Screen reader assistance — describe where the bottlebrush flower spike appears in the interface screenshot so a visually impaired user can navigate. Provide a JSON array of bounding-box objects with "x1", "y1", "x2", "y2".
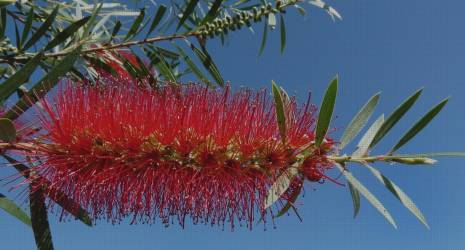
[{"x1": 24, "y1": 81, "x2": 336, "y2": 229}]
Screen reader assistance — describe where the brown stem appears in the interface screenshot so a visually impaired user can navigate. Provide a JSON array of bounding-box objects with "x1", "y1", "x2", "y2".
[
  {"x1": 0, "y1": 32, "x2": 198, "y2": 63},
  {"x1": 0, "y1": 142, "x2": 48, "y2": 151}
]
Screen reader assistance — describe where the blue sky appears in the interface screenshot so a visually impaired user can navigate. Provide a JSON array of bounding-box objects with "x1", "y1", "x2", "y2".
[{"x1": 2, "y1": 0, "x2": 465, "y2": 249}]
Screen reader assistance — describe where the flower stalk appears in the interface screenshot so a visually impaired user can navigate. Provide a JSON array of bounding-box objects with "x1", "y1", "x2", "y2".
[{"x1": 328, "y1": 154, "x2": 437, "y2": 165}]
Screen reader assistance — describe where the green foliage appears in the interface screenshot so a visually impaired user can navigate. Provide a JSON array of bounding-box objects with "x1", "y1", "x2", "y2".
[
  {"x1": 340, "y1": 92, "x2": 380, "y2": 150},
  {"x1": 264, "y1": 166, "x2": 299, "y2": 209},
  {"x1": 315, "y1": 75, "x2": 338, "y2": 147},
  {"x1": 272, "y1": 80, "x2": 287, "y2": 144},
  {"x1": 29, "y1": 181, "x2": 54, "y2": 250},
  {"x1": 0, "y1": 193, "x2": 31, "y2": 226},
  {"x1": 369, "y1": 89, "x2": 423, "y2": 149},
  {"x1": 0, "y1": 118, "x2": 16, "y2": 142},
  {"x1": 266, "y1": 79, "x2": 453, "y2": 229},
  {"x1": 336, "y1": 164, "x2": 398, "y2": 229}
]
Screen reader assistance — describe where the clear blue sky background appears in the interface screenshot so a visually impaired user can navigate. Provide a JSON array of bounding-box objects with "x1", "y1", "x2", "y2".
[{"x1": 2, "y1": 0, "x2": 465, "y2": 249}]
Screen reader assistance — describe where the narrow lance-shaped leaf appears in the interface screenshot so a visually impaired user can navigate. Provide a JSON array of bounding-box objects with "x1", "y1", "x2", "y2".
[
  {"x1": 125, "y1": 8, "x2": 145, "y2": 41},
  {"x1": 362, "y1": 164, "x2": 429, "y2": 229},
  {"x1": 4, "y1": 47, "x2": 81, "y2": 120},
  {"x1": 29, "y1": 179, "x2": 54, "y2": 250},
  {"x1": 336, "y1": 164, "x2": 397, "y2": 229},
  {"x1": 173, "y1": 45, "x2": 208, "y2": 83},
  {"x1": 348, "y1": 181, "x2": 360, "y2": 218},
  {"x1": 315, "y1": 75, "x2": 338, "y2": 147},
  {"x1": 146, "y1": 4, "x2": 167, "y2": 38},
  {"x1": 0, "y1": 118, "x2": 16, "y2": 142},
  {"x1": 280, "y1": 14, "x2": 286, "y2": 54},
  {"x1": 369, "y1": 88, "x2": 423, "y2": 149},
  {"x1": 22, "y1": 6, "x2": 59, "y2": 51},
  {"x1": 188, "y1": 42, "x2": 224, "y2": 86},
  {"x1": 201, "y1": 0, "x2": 224, "y2": 25},
  {"x1": 0, "y1": 52, "x2": 44, "y2": 102},
  {"x1": 339, "y1": 92, "x2": 380, "y2": 149},
  {"x1": 177, "y1": 0, "x2": 200, "y2": 30},
  {"x1": 110, "y1": 20, "x2": 122, "y2": 41},
  {"x1": 389, "y1": 98, "x2": 449, "y2": 154},
  {"x1": 21, "y1": 6, "x2": 34, "y2": 44},
  {"x1": 82, "y1": 3, "x2": 103, "y2": 36},
  {"x1": 0, "y1": 193, "x2": 31, "y2": 226},
  {"x1": 352, "y1": 114, "x2": 384, "y2": 157},
  {"x1": 0, "y1": 8, "x2": 6, "y2": 38},
  {"x1": 272, "y1": 80, "x2": 286, "y2": 144},
  {"x1": 149, "y1": 45, "x2": 180, "y2": 60},
  {"x1": 145, "y1": 47, "x2": 176, "y2": 82},
  {"x1": 264, "y1": 166, "x2": 299, "y2": 209},
  {"x1": 44, "y1": 16, "x2": 90, "y2": 51},
  {"x1": 258, "y1": 21, "x2": 268, "y2": 56}
]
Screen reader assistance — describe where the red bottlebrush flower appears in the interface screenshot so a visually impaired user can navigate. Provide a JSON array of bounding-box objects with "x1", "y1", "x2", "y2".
[{"x1": 25, "y1": 81, "x2": 335, "y2": 229}]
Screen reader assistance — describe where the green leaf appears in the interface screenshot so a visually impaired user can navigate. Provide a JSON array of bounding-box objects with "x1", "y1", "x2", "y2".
[
  {"x1": 0, "y1": 118, "x2": 15, "y2": 142},
  {"x1": 4, "y1": 47, "x2": 81, "y2": 120},
  {"x1": 389, "y1": 98, "x2": 449, "y2": 154},
  {"x1": 279, "y1": 14, "x2": 286, "y2": 54},
  {"x1": 125, "y1": 8, "x2": 145, "y2": 41},
  {"x1": 82, "y1": 3, "x2": 103, "y2": 36},
  {"x1": 336, "y1": 164, "x2": 397, "y2": 229},
  {"x1": 264, "y1": 166, "x2": 299, "y2": 209},
  {"x1": 3, "y1": 155, "x2": 92, "y2": 227},
  {"x1": 145, "y1": 48, "x2": 176, "y2": 82},
  {"x1": 147, "y1": 45, "x2": 179, "y2": 60},
  {"x1": 29, "y1": 180, "x2": 54, "y2": 250},
  {"x1": 44, "y1": 16, "x2": 90, "y2": 51},
  {"x1": 348, "y1": 181, "x2": 361, "y2": 218},
  {"x1": 352, "y1": 114, "x2": 384, "y2": 157},
  {"x1": 315, "y1": 75, "x2": 338, "y2": 147},
  {"x1": 173, "y1": 45, "x2": 208, "y2": 83},
  {"x1": 22, "y1": 6, "x2": 59, "y2": 51},
  {"x1": 110, "y1": 20, "x2": 122, "y2": 40},
  {"x1": 146, "y1": 4, "x2": 167, "y2": 38},
  {"x1": 0, "y1": 52, "x2": 43, "y2": 102},
  {"x1": 363, "y1": 164, "x2": 429, "y2": 229},
  {"x1": 272, "y1": 80, "x2": 286, "y2": 144},
  {"x1": 177, "y1": 0, "x2": 200, "y2": 30},
  {"x1": 268, "y1": 13, "x2": 276, "y2": 29},
  {"x1": 0, "y1": 8, "x2": 6, "y2": 38},
  {"x1": 0, "y1": 193, "x2": 31, "y2": 226},
  {"x1": 275, "y1": 180, "x2": 302, "y2": 218},
  {"x1": 258, "y1": 21, "x2": 268, "y2": 56},
  {"x1": 189, "y1": 42, "x2": 224, "y2": 86},
  {"x1": 201, "y1": 0, "x2": 224, "y2": 25},
  {"x1": 21, "y1": 6, "x2": 34, "y2": 45},
  {"x1": 369, "y1": 88, "x2": 423, "y2": 149},
  {"x1": 340, "y1": 92, "x2": 380, "y2": 150}
]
